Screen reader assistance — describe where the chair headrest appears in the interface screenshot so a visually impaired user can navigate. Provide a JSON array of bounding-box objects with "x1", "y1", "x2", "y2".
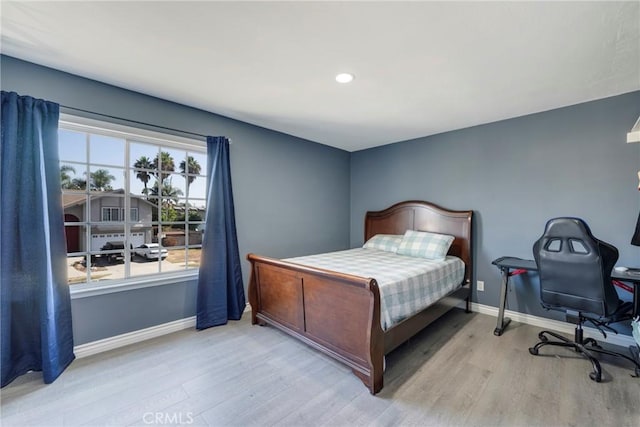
[{"x1": 542, "y1": 217, "x2": 593, "y2": 239}]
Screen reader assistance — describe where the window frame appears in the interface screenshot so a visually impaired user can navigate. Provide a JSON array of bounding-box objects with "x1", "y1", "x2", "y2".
[{"x1": 59, "y1": 114, "x2": 208, "y2": 298}]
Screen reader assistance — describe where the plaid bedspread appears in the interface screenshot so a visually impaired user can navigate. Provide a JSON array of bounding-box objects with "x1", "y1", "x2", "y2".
[{"x1": 285, "y1": 248, "x2": 465, "y2": 330}]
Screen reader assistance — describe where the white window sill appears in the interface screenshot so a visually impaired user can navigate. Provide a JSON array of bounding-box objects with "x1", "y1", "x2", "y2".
[{"x1": 70, "y1": 271, "x2": 199, "y2": 299}]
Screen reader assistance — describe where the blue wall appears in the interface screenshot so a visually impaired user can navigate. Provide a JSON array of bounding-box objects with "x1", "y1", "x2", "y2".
[
  {"x1": 0, "y1": 55, "x2": 351, "y2": 344},
  {"x1": 3, "y1": 54, "x2": 639, "y2": 343},
  {"x1": 351, "y1": 91, "x2": 640, "y2": 324}
]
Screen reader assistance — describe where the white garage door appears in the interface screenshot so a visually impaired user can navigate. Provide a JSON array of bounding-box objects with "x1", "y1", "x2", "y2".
[{"x1": 91, "y1": 232, "x2": 146, "y2": 251}]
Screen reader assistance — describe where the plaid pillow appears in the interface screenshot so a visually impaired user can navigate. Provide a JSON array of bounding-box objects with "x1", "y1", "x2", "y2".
[
  {"x1": 362, "y1": 234, "x2": 403, "y2": 253},
  {"x1": 396, "y1": 230, "x2": 455, "y2": 261}
]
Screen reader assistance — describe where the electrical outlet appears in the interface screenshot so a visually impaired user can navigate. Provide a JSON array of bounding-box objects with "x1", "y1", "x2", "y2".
[{"x1": 477, "y1": 280, "x2": 484, "y2": 291}]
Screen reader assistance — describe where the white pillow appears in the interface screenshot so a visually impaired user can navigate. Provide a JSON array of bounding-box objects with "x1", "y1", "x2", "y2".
[
  {"x1": 362, "y1": 234, "x2": 403, "y2": 253},
  {"x1": 396, "y1": 230, "x2": 455, "y2": 261}
]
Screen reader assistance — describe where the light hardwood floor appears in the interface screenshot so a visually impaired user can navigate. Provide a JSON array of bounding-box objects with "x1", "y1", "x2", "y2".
[{"x1": 1, "y1": 310, "x2": 638, "y2": 427}]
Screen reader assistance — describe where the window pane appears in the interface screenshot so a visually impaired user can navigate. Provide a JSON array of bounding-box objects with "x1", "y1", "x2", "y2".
[
  {"x1": 188, "y1": 152, "x2": 207, "y2": 175},
  {"x1": 129, "y1": 169, "x2": 158, "y2": 197},
  {"x1": 164, "y1": 148, "x2": 187, "y2": 174},
  {"x1": 165, "y1": 247, "x2": 196, "y2": 270},
  {"x1": 129, "y1": 228, "x2": 154, "y2": 279},
  {"x1": 188, "y1": 178, "x2": 207, "y2": 200},
  {"x1": 60, "y1": 163, "x2": 87, "y2": 190},
  {"x1": 187, "y1": 202, "x2": 206, "y2": 224},
  {"x1": 63, "y1": 193, "x2": 88, "y2": 224},
  {"x1": 186, "y1": 247, "x2": 201, "y2": 268},
  {"x1": 160, "y1": 198, "x2": 179, "y2": 223},
  {"x1": 144, "y1": 197, "x2": 160, "y2": 223},
  {"x1": 89, "y1": 167, "x2": 125, "y2": 192},
  {"x1": 151, "y1": 175, "x2": 184, "y2": 200},
  {"x1": 90, "y1": 257, "x2": 125, "y2": 282},
  {"x1": 130, "y1": 142, "x2": 159, "y2": 170},
  {"x1": 174, "y1": 199, "x2": 203, "y2": 228},
  {"x1": 66, "y1": 255, "x2": 88, "y2": 285},
  {"x1": 167, "y1": 173, "x2": 186, "y2": 199},
  {"x1": 184, "y1": 227, "x2": 203, "y2": 246},
  {"x1": 162, "y1": 230, "x2": 184, "y2": 248},
  {"x1": 165, "y1": 247, "x2": 201, "y2": 269},
  {"x1": 131, "y1": 255, "x2": 160, "y2": 277},
  {"x1": 88, "y1": 262, "x2": 118, "y2": 282},
  {"x1": 64, "y1": 224, "x2": 86, "y2": 254},
  {"x1": 59, "y1": 130, "x2": 86, "y2": 163},
  {"x1": 131, "y1": 244, "x2": 186, "y2": 275},
  {"x1": 90, "y1": 226, "x2": 127, "y2": 253},
  {"x1": 90, "y1": 134, "x2": 125, "y2": 166}
]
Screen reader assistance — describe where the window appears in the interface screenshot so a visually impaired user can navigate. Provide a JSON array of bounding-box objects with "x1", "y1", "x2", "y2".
[
  {"x1": 129, "y1": 208, "x2": 139, "y2": 222},
  {"x1": 101, "y1": 207, "x2": 121, "y2": 222},
  {"x1": 101, "y1": 207, "x2": 138, "y2": 222},
  {"x1": 59, "y1": 116, "x2": 208, "y2": 287}
]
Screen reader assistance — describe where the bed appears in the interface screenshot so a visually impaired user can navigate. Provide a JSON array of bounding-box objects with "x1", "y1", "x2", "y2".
[{"x1": 246, "y1": 200, "x2": 473, "y2": 394}]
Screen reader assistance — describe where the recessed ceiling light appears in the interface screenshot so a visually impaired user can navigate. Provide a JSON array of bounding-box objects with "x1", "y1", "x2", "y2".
[{"x1": 335, "y1": 73, "x2": 355, "y2": 83}]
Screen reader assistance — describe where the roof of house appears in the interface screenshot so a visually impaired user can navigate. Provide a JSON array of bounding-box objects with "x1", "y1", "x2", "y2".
[{"x1": 62, "y1": 190, "x2": 158, "y2": 209}]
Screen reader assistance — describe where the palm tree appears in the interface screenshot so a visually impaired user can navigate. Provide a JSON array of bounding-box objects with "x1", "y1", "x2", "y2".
[
  {"x1": 60, "y1": 165, "x2": 76, "y2": 189},
  {"x1": 133, "y1": 156, "x2": 154, "y2": 196},
  {"x1": 153, "y1": 151, "x2": 175, "y2": 184},
  {"x1": 179, "y1": 155, "x2": 201, "y2": 192},
  {"x1": 149, "y1": 180, "x2": 184, "y2": 223},
  {"x1": 149, "y1": 181, "x2": 184, "y2": 202},
  {"x1": 70, "y1": 178, "x2": 87, "y2": 190},
  {"x1": 90, "y1": 169, "x2": 116, "y2": 191}
]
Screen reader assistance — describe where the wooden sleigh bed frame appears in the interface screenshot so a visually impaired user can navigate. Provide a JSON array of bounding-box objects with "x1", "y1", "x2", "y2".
[{"x1": 247, "y1": 200, "x2": 473, "y2": 394}]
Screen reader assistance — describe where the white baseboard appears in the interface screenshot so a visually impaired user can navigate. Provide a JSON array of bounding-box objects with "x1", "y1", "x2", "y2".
[
  {"x1": 75, "y1": 303, "x2": 252, "y2": 359},
  {"x1": 74, "y1": 316, "x2": 196, "y2": 359},
  {"x1": 471, "y1": 302, "x2": 636, "y2": 348},
  {"x1": 74, "y1": 303, "x2": 634, "y2": 359}
]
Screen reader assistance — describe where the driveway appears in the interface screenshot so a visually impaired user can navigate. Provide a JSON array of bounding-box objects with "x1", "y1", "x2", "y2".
[{"x1": 67, "y1": 254, "x2": 191, "y2": 283}]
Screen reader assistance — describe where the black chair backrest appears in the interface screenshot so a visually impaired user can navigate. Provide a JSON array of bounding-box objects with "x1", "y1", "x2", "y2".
[{"x1": 533, "y1": 217, "x2": 619, "y2": 316}]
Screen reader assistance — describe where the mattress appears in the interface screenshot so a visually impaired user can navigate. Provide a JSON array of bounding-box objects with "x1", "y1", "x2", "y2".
[{"x1": 286, "y1": 248, "x2": 466, "y2": 330}]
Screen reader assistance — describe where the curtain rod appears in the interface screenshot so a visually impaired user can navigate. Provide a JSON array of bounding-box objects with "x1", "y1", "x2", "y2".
[{"x1": 60, "y1": 105, "x2": 210, "y2": 140}]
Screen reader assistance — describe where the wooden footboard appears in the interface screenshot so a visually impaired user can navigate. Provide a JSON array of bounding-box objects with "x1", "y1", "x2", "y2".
[{"x1": 247, "y1": 254, "x2": 385, "y2": 394}]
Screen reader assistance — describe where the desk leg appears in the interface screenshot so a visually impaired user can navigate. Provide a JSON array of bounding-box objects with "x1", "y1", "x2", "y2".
[
  {"x1": 630, "y1": 345, "x2": 640, "y2": 377},
  {"x1": 494, "y1": 267, "x2": 511, "y2": 336}
]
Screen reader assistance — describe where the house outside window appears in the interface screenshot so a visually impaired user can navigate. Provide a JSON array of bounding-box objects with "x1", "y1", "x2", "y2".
[{"x1": 59, "y1": 115, "x2": 207, "y2": 288}]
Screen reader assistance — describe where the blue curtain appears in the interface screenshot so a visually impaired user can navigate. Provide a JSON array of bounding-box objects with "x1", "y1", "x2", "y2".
[
  {"x1": 1, "y1": 91, "x2": 75, "y2": 387},
  {"x1": 196, "y1": 136, "x2": 245, "y2": 329}
]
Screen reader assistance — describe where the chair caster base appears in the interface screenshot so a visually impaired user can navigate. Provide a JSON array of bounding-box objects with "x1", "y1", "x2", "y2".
[
  {"x1": 529, "y1": 347, "x2": 538, "y2": 355},
  {"x1": 589, "y1": 371, "x2": 602, "y2": 382}
]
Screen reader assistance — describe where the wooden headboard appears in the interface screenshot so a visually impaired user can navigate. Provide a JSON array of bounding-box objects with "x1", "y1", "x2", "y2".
[{"x1": 364, "y1": 200, "x2": 474, "y2": 285}]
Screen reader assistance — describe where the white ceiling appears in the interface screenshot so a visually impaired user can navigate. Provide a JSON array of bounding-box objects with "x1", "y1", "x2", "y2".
[{"x1": 1, "y1": 1, "x2": 639, "y2": 152}]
